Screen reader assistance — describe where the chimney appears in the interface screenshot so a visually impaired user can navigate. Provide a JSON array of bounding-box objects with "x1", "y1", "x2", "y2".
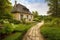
[{"x1": 15, "y1": 0, "x2": 17, "y2": 5}]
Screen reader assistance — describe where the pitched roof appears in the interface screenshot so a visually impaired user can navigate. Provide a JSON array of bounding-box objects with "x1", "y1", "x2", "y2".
[{"x1": 11, "y1": 3, "x2": 32, "y2": 15}]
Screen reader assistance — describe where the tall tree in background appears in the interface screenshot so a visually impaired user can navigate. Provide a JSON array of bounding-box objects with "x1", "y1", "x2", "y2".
[
  {"x1": 32, "y1": 11, "x2": 41, "y2": 22},
  {"x1": 32, "y1": 11, "x2": 38, "y2": 18},
  {"x1": 0, "y1": 0, "x2": 12, "y2": 19},
  {"x1": 46, "y1": 0, "x2": 60, "y2": 17}
]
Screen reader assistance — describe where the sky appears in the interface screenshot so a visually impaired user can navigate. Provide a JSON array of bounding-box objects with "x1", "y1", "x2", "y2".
[{"x1": 10, "y1": 0, "x2": 49, "y2": 15}]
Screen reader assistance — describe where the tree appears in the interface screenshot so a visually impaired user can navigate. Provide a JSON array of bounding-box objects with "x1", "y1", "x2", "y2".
[
  {"x1": 46, "y1": 0, "x2": 60, "y2": 17},
  {"x1": 32, "y1": 11, "x2": 38, "y2": 18},
  {"x1": 0, "y1": 0, "x2": 12, "y2": 19},
  {"x1": 32, "y1": 11, "x2": 42, "y2": 22}
]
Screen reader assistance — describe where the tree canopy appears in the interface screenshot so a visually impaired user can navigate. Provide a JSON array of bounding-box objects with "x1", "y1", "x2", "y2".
[
  {"x1": 0, "y1": 0, "x2": 12, "y2": 19},
  {"x1": 32, "y1": 11, "x2": 39, "y2": 18},
  {"x1": 46, "y1": 0, "x2": 60, "y2": 17}
]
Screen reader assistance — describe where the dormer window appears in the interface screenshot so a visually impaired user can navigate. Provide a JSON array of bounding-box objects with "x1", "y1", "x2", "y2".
[{"x1": 23, "y1": 7, "x2": 29, "y2": 11}]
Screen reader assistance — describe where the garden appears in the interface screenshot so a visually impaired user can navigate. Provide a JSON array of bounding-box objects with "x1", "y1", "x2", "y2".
[
  {"x1": 40, "y1": 17, "x2": 60, "y2": 40},
  {"x1": 0, "y1": 0, "x2": 39, "y2": 40},
  {"x1": 0, "y1": 19, "x2": 37, "y2": 40},
  {"x1": 0, "y1": 0, "x2": 60, "y2": 40}
]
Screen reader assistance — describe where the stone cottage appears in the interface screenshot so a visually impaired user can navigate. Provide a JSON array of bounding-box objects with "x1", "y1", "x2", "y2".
[{"x1": 11, "y1": 0, "x2": 33, "y2": 22}]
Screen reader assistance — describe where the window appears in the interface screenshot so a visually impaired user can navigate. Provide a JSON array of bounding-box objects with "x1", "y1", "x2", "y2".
[
  {"x1": 23, "y1": 7, "x2": 29, "y2": 11},
  {"x1": 21, "y1": 15, "x2": 23, "y2": 20},
  {"x1": 27, "y1": 15, "x2": 28, "y2": 19},
  {"x1": 31, "y1": 15, "x2": 32, "y2": 18}
]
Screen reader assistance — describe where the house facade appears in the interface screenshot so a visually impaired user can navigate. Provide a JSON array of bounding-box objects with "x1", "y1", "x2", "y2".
[{"x1": 11, "y1": 1, "x2": 33, "y2": 22}]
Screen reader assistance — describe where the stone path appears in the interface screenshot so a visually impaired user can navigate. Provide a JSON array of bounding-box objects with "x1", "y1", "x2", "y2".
[{"x1": 23, "y1": 21, "x2": 44, "y2": 40}]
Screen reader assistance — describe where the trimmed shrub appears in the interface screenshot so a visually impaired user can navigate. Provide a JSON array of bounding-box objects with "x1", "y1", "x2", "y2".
[
  {"x1": 33, "y1": 18, "x2": 41, "y2": 22},
  {"x1": 0, "y1": 23, "x2": 15, "y2": 34},
  {"x1": 8, "y1": 19, "x2": 21, "y2": 24},
  {"x1": 41, "y1": 26, "x2": 60, "y2": 40}
]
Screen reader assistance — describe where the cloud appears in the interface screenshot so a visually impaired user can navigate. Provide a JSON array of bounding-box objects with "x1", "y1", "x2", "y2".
[
  {"x1": 24, "y1": 3, "x2": 49, "y2": 15},
  {"x1": 11, "y1": 0, "x2": 49, "y2": 15},
  {"x1": 19, "y1": 0, "x2": 45, "y2": 3}
]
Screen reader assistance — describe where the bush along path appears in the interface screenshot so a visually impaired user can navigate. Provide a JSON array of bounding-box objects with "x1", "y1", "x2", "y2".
[{"x1": 23, "y1": 21, "x2": 44, "y2": 40}]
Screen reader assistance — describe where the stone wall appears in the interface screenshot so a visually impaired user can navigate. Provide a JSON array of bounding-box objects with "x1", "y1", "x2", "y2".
[
  {"x1": 12, "y1": 13, "x2": 21, "y2": 21},
  {"x1": 12, "y1": 13, "x2": 33, "y2": 22}
]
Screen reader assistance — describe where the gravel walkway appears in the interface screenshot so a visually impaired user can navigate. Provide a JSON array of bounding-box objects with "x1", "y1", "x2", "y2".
[{"x1": 23, "y1": 21, "x2": 44, "y2": 40}]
